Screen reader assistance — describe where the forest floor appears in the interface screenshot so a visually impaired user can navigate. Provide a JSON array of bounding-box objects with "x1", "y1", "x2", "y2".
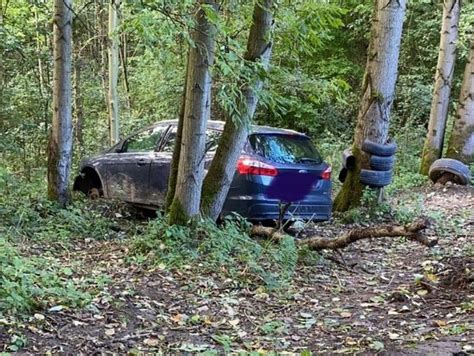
[{"x1": 1, "y1": 184, "x2": 473, "y2": 354}]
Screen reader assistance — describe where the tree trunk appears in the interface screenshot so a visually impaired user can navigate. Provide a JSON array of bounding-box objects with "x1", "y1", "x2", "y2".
[
  {"x1": 108, "y1": 0, "x2": 121, "y2": 145},
  {"x1": 446, "y1": 36, "x2": 474, "y2": 163},
  {"x1": 168, "y1": 0, "x2": 218, "y2": 225},
  {"x1": 333, "y1": 0, "x2": 406, "y2": 212},
  {"x1": 165, "y1": 55, "x2": 188, "y2": 212},
  {"x1": 200, "y1": 0, "x2": 274, "y2": 221},
  {"x1": 73, "y1": 43, "x2": 84, "y2": 148},
  {"x1": 120, "y1": 32, "x2": 131, "y2": 110},
  {"x1": 47, "y1": 0, "x2": 74, "y2": 207},
  {"x1": 420, "y1": 0, "x2": 461, "y2": 174}
]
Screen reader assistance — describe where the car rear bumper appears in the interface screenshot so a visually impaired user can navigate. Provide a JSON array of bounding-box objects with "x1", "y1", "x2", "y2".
[{"x1": 222, "y1": 195, "x2": 332, "y2": 221}]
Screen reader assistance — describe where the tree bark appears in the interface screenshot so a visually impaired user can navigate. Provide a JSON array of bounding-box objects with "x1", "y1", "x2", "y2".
[
  {"x1": 73, "y1": 43, "x2": 84, "y2": 148},
  {"x1": 420, "y1": 0, "x2": 461, "y2": 174},
  {"x1": 333, "y1": 0, "x2": 406, "y2": 212},
  {"x1": 108, "y1": 0, "x2": 121, "y2": 145},
  {"x1": 446, "y1": 36, "x2": 474, "y2": 164},
  {"x1": 168, "y1": 0, "x2": 218, "y2": 225},
  {"x1": 165, "y1": 54, "x2": 188, "y2": 212},
  {"x1": 251, "y1": 219, "x2": 436, "y2": 250},
  {"x1": 200, "y1": 0, "x2": 274, "y2": 221},
  {"x1": 47, "y1": 0, "x2": 74, "y2": 207}
]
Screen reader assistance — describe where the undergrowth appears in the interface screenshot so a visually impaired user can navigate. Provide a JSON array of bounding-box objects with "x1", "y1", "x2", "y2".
[
  {"x1": 0, "y1": 238, "x2": 92, "y2": 316},
  {"x1": 129, "y1": 215, "x2": 298, "y2": 290},
  {"x1": 0, "y1": 167, "x2": 112, "y2": 316}
]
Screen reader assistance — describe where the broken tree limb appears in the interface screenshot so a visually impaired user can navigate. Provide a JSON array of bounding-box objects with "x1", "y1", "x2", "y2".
[{"x1": 250, "y1": 219, "x2": 437, "y2": 251}]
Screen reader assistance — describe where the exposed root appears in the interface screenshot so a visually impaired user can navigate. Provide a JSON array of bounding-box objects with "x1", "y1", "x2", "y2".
[{"x1": 251, "y1": 219, "x2": 436, "y2": 250}]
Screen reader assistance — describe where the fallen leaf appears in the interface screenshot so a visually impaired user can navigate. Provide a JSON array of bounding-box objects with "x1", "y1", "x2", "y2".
[
  {"x1": 144, "y1": 338, "x2": 160, "y2": 347},
  {"x1": 34, "y1": 313, "x2": 45, "y2": 321},
  {"x1": 105, "y1": 328, "x2": 115, "y2": 336}
]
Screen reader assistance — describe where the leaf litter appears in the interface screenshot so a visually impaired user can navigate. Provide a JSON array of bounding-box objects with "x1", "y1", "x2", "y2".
[{"x1": 0, "y1": 185, "x2": 472, "y2": 353}]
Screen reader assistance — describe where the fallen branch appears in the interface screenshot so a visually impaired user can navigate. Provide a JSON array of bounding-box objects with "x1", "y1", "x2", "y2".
[{"x1": 250, "y1": 219, "x2": 437, "y2": 251}]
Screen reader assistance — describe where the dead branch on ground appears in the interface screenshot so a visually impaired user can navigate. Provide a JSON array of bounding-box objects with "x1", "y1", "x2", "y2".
[{"x1": 250, "y1": 219, "x2": 437, "y2": 250}]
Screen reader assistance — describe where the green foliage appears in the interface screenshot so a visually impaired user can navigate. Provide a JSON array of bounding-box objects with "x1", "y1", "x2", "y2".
[
  {"x1": 0, "y1": 169, "x2": 111, "y2": 243},
  {"x1": 0, "y1": 237, "x2": 91, "y2": 315},
  {"x1": 130, "y1": 214, "x2": 297, "y2": 290}
]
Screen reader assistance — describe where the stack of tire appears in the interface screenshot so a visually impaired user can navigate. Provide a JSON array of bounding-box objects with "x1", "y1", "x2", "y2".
[
  {"x1": 360, "y1": 138, "x2": 397, "y2": 187},
  {"x1": 339, "y1": 138, "x2": 397, "y2": 188}
]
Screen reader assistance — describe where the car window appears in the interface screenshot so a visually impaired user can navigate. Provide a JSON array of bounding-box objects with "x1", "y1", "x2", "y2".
[
  {"x1": 249, "y1": 134, "x2": 323, "y2": 165},
  {"x1": 124, "y1": 126, "x2": 167, "y2": 152},
  {"x1": 160, "y1": 127, "x2": 222, "y2": 153}
]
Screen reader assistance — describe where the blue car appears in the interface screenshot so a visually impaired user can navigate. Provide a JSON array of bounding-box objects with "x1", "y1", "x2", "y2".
[{"x1": 73, "y1": 120, "x2": 332, "y2": 221}]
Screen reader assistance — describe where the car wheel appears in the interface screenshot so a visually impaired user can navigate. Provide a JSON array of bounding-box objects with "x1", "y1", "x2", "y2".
[
  {"x1": 428, "y1": 158, "x2": 471, "y2": 185},
  {"x1": 360, "y1": 169, "x2": 393, "y2": 187},
  {"x1": 362, "y1": 138, "x2": 397, "y2": 157},
  {"x1": 88, "y1": 187, "x2": 101, "y2": 200},
  {"x1": 370, "y1": 154, "x2": 396, "y2": 171}
]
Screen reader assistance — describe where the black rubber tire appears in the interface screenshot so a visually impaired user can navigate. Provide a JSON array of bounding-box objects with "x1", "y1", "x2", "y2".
[
  {"x1": 428, "y1": 158, "x2": 471, "y2": 185},
  {"x1": 362, "y1": 138, "x2": 397, "y2": 157},
  {"x1": 370, "y1": 154, "x2": 396, "y2": 171},
  {"x1": 338, "y1": 167, "x2": 348, "y2": 183},
  {"x1": 342, "y1": 148, "x2": 356, "y2": 170},
  {"x1": 360, "y1": 169, "x2": 393, "y2": 187}
]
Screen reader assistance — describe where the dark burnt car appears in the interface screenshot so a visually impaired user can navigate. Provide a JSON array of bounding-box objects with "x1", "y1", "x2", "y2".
[{"x1": 73, "y1": 120, "x2": 332, "y2": 221}]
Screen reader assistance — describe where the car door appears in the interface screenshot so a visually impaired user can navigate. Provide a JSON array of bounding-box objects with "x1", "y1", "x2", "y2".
[
  {"x1": 147, "y1": 125, "x2": 222, "y2": 207},
  {"x1": 105, "y1": 125, "x2": 168, "y2": 205}
]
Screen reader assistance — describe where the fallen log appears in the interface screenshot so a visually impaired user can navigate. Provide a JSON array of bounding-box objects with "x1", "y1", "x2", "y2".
[{"x1": 250, "y1": 219, "x2": 437, "y2": 251}]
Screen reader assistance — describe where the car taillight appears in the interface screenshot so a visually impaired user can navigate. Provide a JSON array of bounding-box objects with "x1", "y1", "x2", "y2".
[
  {"x1": 321, "y1": 166, "x2": 331, "y2": 180},
  {"x1": 237, "y1": 156, "x2": 278, "y2": 176}
]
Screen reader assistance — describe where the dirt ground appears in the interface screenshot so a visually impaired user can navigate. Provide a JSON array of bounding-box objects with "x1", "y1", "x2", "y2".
[{"x1": 1, "y1": 184, "x2": 473, "y2": 354}]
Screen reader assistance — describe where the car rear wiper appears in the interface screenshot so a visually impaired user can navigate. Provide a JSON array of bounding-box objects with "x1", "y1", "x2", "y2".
[{"x1": 297, "y1": 157, "x2": 320, "y2": 164}]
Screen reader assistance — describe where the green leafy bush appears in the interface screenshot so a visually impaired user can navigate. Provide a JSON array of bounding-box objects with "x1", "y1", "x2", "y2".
[
  {"x1": 130, "y1": 215, "x2": 297, "y2": 290},
  {"x1": 0, "y1": 238, "x2": 91, "y2": 315}
]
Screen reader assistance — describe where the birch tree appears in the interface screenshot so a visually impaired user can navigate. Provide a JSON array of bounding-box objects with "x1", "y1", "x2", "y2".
[
  {"x1": 108, "y1": 0, "x2": 120, "y2": 145},
  {"x1": 47, "y1": 0, "x2": 74, "y2": 207},
  {"x1": 333, "y1": 0, "x2": 406, "y2": 212},
  {"x1": 420, "y1": 0, "x2": 461, "y2": 174},
  {"x1": 168, "y1": 0, "x2": 218, "y2": 225},
  {"x1": 446, "y1": 36, "x2": 474, "y2": 163},
  {"x1": 200, "y1": 0, "x2": 274, "y2": 221}
]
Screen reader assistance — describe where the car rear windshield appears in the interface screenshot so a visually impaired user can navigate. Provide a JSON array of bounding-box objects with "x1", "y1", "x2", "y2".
[{"x1": 249, "y1": 134, "x2": 323, "y2": 165}]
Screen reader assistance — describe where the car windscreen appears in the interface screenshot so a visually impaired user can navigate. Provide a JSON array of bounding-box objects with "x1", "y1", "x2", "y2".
[{"x1": 249, "y1": 134, "x2": 323, "y2": 165}]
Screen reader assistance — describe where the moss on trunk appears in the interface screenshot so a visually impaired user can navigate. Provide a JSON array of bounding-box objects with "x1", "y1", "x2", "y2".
[
  {"x1": 447, "y1": 124, "x2": 474, "y2": 163},
  {"x1": 168, "y1": 199, "x2": 188, "y2": 226},
  {"x1": 333, "y1": 147, "x2": 364, "y2": 212},
  {"x1": 200, "y1": 118, "x2": 240, "y2": 220},
  {"x1": 420, "y1": 146, "x2": 442, "y2": 175}
]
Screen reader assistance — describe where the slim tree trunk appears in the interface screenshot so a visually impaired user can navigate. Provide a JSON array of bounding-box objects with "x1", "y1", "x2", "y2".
[
  {"x1": 165, "y1": 56, "x2": 188, "y2": 212},
  {"x1": 333, "y1": 0, "x2": 406, "y2": 212},
  {"x1": 108, "y1": 0, "x2": 120, "y2": 145},
  {"x1": 73, "y1": 43, "x2": 84, "y2": 148},
  {"x1": 200, "y1": 0, "x2": 274, "y2": 221},
  {"x1": 446, "y1": 37, "x2": 474, "y2": 163},
  {"x1": 96, "y1": 0, "x2": 108, "y2": 109},
  {"x1": 47, "y1": 0, "x2": 74, "y2": 207},
  {"x1": 420, "y1": 0, "x2": 461, "y2": 174},
  {"x1": 120, "y1": 32, "x2": 131, "y2": 110},
  {"x1": 168, "y1": 0, "x2": 218, "y2": 225}
]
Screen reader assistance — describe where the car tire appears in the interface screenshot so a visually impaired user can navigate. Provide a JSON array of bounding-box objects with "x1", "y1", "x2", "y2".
[
  {"x1": 360, "y1": 169, "x2": 393, "y2": 187},
  {"x1": 338, "y1": 167, "x2": 348, "y2": 183},
  {"x1": 370, "y1": 154, "x2": 396, "y2": 171},
  {"x1": 428, "y1": 158, "x2": 471, "y2": 185},
  {"x1": 362, "y1": 138, "x2": 397, "y2": 157},
  {"x1": 342, "y1": 148, "x2": 356, "y2": 170}
]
